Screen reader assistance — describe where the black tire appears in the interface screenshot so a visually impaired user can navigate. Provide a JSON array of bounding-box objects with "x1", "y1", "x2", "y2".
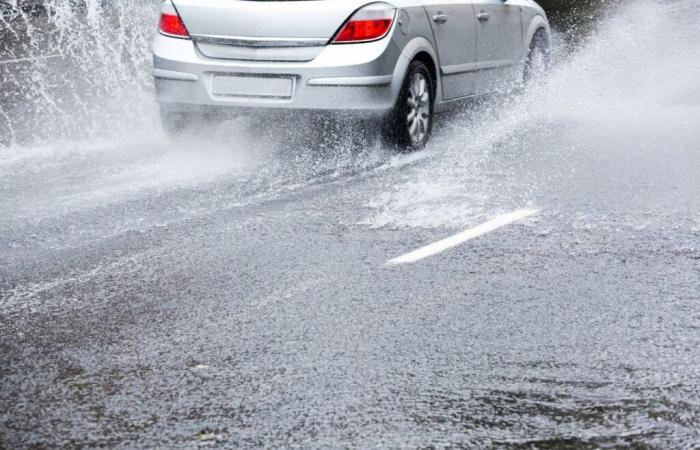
[
  {"x1": 382, "y1": 60, "x2": 435, "y2": 151},
  {"x1": 159, "y1": 107, "x2": 220, "y2": 140},
  {"x1": 523, "y1": 30, "x2": 551, "y2": 84}
]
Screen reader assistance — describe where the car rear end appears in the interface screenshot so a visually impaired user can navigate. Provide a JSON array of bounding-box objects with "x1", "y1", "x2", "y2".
[{"x1": 153, "y1": 0, "x2": 404, "y2": 119}]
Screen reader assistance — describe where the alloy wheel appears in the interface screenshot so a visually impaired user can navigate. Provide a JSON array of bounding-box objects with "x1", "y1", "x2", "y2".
[{"x1": 406, "y1": 72, "x2": 431, "y2": 145}]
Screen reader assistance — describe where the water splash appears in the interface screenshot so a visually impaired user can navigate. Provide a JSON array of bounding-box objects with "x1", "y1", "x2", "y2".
[
  {"x1": 364, "y1": 0, "x2": 700, "y2": 229},
  {"x1": 0, "y1": 0, "x2": 158, "y2": 146},
  {"x1": 2, "y1": 0, "x2": 698, "y2": 232}
]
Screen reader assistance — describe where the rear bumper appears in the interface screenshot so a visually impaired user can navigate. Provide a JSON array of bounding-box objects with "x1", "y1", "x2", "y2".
[{"x1": 152, "y1": 34, "x2": 404, "y2": 118}]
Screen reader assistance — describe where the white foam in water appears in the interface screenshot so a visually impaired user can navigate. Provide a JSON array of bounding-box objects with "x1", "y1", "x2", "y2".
[{"x1": 364, "y1": 0, "x2": 700, "y2": 229}]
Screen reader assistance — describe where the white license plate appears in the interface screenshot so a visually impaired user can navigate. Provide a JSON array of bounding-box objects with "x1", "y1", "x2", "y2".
[{"x1": 212, "y1": 75, "x2": 293, "y2": 99}]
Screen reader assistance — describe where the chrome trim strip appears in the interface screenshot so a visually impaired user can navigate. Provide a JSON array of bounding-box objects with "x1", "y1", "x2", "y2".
[
  {"x1": 442, "y1": 60, "x2": 515, "y2": 76},
  {"x1": 307, "y1": 75, "x2": 394, "y2": 87},
  {"x1": 153, "y1": 68, "x2": 198, "y2": 81},
  {"x1": 191, "y1": 34, "x2": 329, "y2": 48}
]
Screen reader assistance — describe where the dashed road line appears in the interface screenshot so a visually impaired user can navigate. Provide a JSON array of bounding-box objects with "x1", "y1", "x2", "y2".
[{"x1": 387, "y1": 208, "x2": 540, "y2": 265}]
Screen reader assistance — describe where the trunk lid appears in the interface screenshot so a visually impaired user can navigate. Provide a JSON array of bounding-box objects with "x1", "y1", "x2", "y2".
[{"x1": 171, "y1": 0, "x2": 372, "y2": 61}]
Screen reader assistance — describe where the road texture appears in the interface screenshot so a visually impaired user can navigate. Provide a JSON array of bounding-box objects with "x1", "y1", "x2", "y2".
[{"x1": 1, "y1": 1, "x2": 700, "y2": 449}]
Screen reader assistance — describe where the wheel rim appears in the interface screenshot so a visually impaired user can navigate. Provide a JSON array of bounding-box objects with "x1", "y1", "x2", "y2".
[{"x1": 406, "y1": 72, "x2": 431, "y2": 145}]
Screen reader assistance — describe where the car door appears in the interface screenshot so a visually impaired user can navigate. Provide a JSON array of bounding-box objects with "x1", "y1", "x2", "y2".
[
  {"x1": 422, "y1": 0, "x2": 478, "y2": 100},
  {"x1": 472, "y1": 0, "x2": 523, "y2": 93}
]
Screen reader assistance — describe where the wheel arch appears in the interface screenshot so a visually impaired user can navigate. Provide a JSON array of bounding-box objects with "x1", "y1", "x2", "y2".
[
  {"x1": 524, "y1": 15, "x2": 551, "y2": 52},
  {"x1": 391, "y1": 36, "x2": 441, "y2": 105}
]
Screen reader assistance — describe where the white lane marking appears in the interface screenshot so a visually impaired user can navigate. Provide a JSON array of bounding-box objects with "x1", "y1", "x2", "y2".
[
  {"x1": 0, "y1": 53, "x2": 63, "y2": 65},
  {"x1": 387, "y1": 208, "x2": 540, "y2": 265}
]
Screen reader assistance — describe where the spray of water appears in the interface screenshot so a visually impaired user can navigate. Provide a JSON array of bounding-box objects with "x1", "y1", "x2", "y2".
[
  {"x1": 364, "y1": 0, "x2": 700, "y2": 229},
  {"x1": 1, "y1": 0, "x2": 698, "y2": 233},
  {"x1": 0, "y1": 0, "x2": 158, "y2": 145}
]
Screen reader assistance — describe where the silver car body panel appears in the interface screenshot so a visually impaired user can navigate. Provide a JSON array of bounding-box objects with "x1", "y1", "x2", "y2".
[
  {"x1": 472, "y1": 0, "x2": 525, "y2": 92},
  {"x1": 153, "y1": 0, "x2": 549, "y2": 116},
  {"x1": 421, "y1": 0, "x2": 479, "y2": 100}
]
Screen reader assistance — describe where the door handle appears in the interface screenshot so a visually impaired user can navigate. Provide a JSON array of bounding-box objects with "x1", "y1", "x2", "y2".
[
  {"x1": 432, "y1": 14, "x2": 448, "y2": 24},
  {"x1": 477, "y1": 11, "x2": 490, "y2": 21}
]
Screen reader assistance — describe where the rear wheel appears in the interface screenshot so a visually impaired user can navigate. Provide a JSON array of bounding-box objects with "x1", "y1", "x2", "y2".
[{"x1": 382, "y1": 60, "x2": 434, "y2": 151}]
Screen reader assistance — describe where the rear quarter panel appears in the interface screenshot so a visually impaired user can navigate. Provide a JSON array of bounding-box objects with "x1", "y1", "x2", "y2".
[{"x1": 388, "y1": 0, "x2": 444, "y2": 102}]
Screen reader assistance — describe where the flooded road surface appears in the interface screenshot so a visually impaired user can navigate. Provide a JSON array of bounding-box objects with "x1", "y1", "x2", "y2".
[{"x1": 2, "y1": 1, "x2": 700, "y2": 448}]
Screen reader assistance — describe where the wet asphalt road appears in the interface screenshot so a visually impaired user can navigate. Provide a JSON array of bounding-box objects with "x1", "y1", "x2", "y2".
[
  {"x1": 2, "y1": 2, "x2": 700, "y2": 449},
  {"x1": 2, "y1": 110, "x2": 699, "y2": 448}
]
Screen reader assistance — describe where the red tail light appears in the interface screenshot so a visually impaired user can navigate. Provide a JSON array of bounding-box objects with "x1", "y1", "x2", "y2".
[
  {"x1": 159, "y1": 1, "x2": 189, "y2": 39},
  {"x1": 334, "y1": 3, "x2": 396, "y2": 44},
  {"x1": 160, "y1": 13, "x2": 189, "y2": 38},
  {"x1": 335, "y1": 19, "x2": 393, "y2": 43}
]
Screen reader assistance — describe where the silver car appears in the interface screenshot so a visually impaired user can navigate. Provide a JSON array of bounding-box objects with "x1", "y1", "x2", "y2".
[{"x1": 153, "y1": 0, "x2": 550, "y2": 149}]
